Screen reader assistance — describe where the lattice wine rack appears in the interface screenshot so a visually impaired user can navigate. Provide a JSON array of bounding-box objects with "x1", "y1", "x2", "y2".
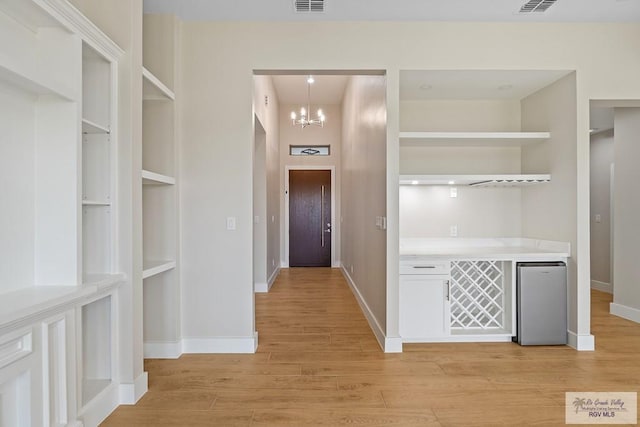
[{"x1": 450, "y1": 260, "x2": 505, "y2": 330}]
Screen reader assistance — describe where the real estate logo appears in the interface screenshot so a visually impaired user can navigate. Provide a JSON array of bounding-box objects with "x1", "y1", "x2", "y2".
[{"x1": 566, "y1": 392, "x2": 637, "y2": 424}]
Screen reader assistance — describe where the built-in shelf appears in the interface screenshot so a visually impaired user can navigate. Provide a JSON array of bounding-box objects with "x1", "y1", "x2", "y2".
[
  {"x1": 82, "y1": 273, "x2": 125, "y2": 290},
  {"x1": 400, "y1": 174, "x2": 551, "y2": 187},
  {"x1": 142, "y1": 67, "x2": 175, "y2": 101},
  {"x1": 82, "y1": 118, "x2": 110, "y2": 135},
  {"x1": 142, "y1": 169, "x2": 176, "y2": 185},
  {"x1": 143, "y1": 260, "x2": 176, "y2": 279},
  {"x1": 0, "y1": 63, "x2": 73, "y2": 101},
  {"x1": 82, "y1": 200, "x2": 111, "y2": 206},
  {"x1": 399, "y1": 131, "x2": 551, "y2": 147}
]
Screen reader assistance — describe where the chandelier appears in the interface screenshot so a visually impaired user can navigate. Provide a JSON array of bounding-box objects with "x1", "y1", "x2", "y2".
[{"x1": 291, "y1": 76, "x2": 325, "y2": 128}]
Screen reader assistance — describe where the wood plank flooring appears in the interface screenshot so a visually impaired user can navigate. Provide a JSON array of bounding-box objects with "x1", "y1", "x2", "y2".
[{"x1": 102, "y1": 268, "x2": 640, "y2": 426}]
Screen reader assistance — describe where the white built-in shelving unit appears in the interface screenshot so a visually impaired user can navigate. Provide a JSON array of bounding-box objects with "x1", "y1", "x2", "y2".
[
  {"x1": 399, "y1": 132, "x2": 553, "y2": 187},
  {"x1": 141, "y1": 14, "x2": 181, "y2": 358},
  {"x1": 0, "y1": 0, "x2": 126, "y2": 425},
  {"x1": 141, "y1": 66, "x2": 177, "y2": 281}
]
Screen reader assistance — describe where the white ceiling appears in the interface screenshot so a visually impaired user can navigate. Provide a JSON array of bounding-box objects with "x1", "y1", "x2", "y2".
[
  {"x1": 144, "y1": 0, "x2": 640, "y2": 22},
  {"x1": 271, "y1": 75, "x2": 349, "y2": 105}
]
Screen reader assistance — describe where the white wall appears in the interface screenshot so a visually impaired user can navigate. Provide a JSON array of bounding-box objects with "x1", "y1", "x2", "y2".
[
  {"x1": 253, "y1": 75, "x2": 280, "y2": 289},
  {"x1": 400, "y1": 186, "x2": 522, "y2": 238},
  {"x1": 279, "y1": 103, "x2": 342, "y2": 267},
  {"x1": 520, "y1": 73, "x2": 582, "y2": 336},
  {"x1": 341, "y1": 75, "x2": 387, "y2": 340},
  {"x1": 177, "y1": 20, "x2": 640, "y2": 350},
  {"x1": 400, "y1": 99, "x2": 521, "y2": 132},
  {"x1": 612, "y1": 108, "x2": 640, "y2": 322},
  {"x1": 590, "y1": 130, "x2": 613, "y2": 288}
]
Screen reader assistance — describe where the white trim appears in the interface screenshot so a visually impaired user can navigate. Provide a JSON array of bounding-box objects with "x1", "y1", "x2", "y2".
[
  {"x1": 143, "y1": 341, "x2": 182, "y2": 359},
  {"x1": 610, "y1": 302, "x2": 640, "y2": 324},
  {"x1": 591, "y1": 280, "x2": 612, "y2": 294},
  {"x1": 254, "y1": 282, "x2": 268, "y2": 293},
  {"x1": 402, "y1": 335, "x2": 513, "y2": 343},
  {"x1": 285, "y1": 166, "x2": 336, "y2": 268},
  {"x1": 118, "y1": 372, "x2": 148, "y2": 404},
  {"x1": 384, "y1": 336, "x2": 403, "y2": 352},
  {"x1": 268, "y1": 266, "x2": 280, "y2": 290},
  {"x1": 182, "y1": 333, "x2": 258, "y2": 354},
  {"x1": 78, "y1": 382, "x2": 119, "y2": 427},
  {"x1": 567, "y1": 331, "x2": 595, "y2": 351},
  {"x1": 340, "y1": 264, "x2": 401, "y2": 352},
  {"x1": 255, "y1": 266, "x2": 279, "y2": 293},
  {"x1": 37, "y1": 0, "x2": 124, "y2": 60}
]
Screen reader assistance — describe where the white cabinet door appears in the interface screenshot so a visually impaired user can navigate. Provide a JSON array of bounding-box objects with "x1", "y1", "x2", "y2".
[{"x1": 399, "y1": 275, "x2": 450, "y2": 338}]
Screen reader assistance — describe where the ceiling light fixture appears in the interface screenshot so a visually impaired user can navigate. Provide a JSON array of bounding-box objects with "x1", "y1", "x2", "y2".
[{"x1": 291, "y1": 75, "x2": 325, "y2": 129}]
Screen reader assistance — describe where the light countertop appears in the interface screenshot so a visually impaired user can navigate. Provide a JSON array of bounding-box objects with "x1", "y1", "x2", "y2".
[{"x1": 400, "y1": 238, "x2": 570, "y2": 260}]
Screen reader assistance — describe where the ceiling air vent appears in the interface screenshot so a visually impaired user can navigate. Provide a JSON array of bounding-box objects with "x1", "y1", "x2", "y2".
[
  {"x1": 294, "y1": 0, "x2": 324, "y2": 13},
  {"x1": 519, "y1": 0, "x2": 558, "y2": 13}
]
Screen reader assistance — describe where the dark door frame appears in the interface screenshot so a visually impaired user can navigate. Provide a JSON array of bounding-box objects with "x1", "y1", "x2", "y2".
[{"x1": 284, "y1": 165, "x2": 336, "y2": 268}]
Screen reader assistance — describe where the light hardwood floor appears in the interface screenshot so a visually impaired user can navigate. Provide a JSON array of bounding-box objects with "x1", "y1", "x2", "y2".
[{"x1": 103, "y1": 268, "x2": 640, "y2": 426}]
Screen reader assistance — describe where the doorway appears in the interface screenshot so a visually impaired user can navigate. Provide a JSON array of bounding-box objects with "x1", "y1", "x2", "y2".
[{"x1": 288, "y1": 169, "x2": 332, "y2": 267}]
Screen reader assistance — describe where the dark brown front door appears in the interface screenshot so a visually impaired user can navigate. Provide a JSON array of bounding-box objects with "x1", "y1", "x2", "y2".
[{"x1": 289, "y1": 170, "x2": 331, "y2": 267}]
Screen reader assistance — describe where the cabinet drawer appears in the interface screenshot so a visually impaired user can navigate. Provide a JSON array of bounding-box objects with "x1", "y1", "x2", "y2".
[{"x1": 399, "y1": 261, "x2": 450, "y2": 275}]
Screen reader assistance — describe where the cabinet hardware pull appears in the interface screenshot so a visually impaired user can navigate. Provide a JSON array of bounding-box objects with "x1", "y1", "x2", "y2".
[
  {"x1": 445, "y1": 280, "x2": 450, "y2": 301},
  {"x1": 413, "y1": 266, "x2": 436, "y2": 269}
]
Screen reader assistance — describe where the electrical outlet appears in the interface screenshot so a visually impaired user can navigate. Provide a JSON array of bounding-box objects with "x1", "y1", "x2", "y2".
[
  {"x1": 450, "y1": 225, "x2": 458, "y2": 237},
  {"x1": 450, "y1": 187, "x2": 458, "y2": 198},
  {"x1": 254, "y1": 216, "x2": 260, "y2": 224},
  {"x1": 595, "y1": 214, "x2": 602, "y2": 223}
]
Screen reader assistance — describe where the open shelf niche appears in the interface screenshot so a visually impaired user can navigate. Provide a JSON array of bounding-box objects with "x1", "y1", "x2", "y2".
[{"x1": 141, "y1": 14, "x2": 181, "y2": 358}]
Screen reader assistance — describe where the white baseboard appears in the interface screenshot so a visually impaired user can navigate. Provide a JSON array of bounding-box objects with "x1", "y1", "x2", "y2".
[
  {"x1": 268, "y1": 266, "x2": 280, "y2": 290},
  {"x1": 384, "y1": 336, "x2": 403, "y2": 352},
  {"x1": 78, "y1": 382, "x2": 119, "y2": 427},
  {"x1": 144, "y1": 333, "x2": 258, "y2": 358},
  {"x1": 144, "y1": 340, "x2": 182, "y2": 359},
  {"x1": 591, "y1": 280, "x2": 612, "y2": 294},
  {"x1": 183, "y1": 332, "x2": 258, "y2": 353},
  {"x1": 610, "y1": 302, "x2": 640, "y2": 324},
  {"x1": 402, "y1": 335, "x2": 513, "y2": 343},
  {"x1": 119, "y1": 371, "x2": 148, "y2": 404},
  {"x1": 254, "y1": 282, "x2": 268, "y2": 293},
  {"x1": 340, "y1": 264, "x2": 401, "y2": 353},
  {"x1": 567, "y1": 331, "x2": 595, "y2": 351}
]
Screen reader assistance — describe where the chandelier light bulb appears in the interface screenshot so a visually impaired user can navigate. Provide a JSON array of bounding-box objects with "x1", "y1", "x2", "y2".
[
  {"x1": 300, "y1": 107, "x2": 306, "y2": 117},
  {"x1": 307, "y1": 76, "x2": 314, "y2": 84},
  {"x1": 291, "y1": 111, "x2": 296, "y2": 120}
]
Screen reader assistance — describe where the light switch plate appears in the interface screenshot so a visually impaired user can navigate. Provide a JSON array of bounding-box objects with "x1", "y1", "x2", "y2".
[{"x1": 227, "y1": 217, "x2": 236, "y2": 230}]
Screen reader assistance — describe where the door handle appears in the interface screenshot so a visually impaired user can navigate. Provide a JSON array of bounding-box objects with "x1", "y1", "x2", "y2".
[{"x1": 321, "y1": 185, "x2": 325, "y2": 247}]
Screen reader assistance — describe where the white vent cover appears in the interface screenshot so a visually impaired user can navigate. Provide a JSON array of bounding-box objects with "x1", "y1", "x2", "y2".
[
  {"x1": 519, "y1": 0, "x2": 558, "y2": 13},
  {"x1": 294, "y1": 0, "x2": 324, "y2": 13}
]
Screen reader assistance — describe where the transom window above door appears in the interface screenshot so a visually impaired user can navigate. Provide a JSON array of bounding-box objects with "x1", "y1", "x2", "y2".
[{"x1": 290, "y1": 145, "x2": 330, "y2": 156}]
